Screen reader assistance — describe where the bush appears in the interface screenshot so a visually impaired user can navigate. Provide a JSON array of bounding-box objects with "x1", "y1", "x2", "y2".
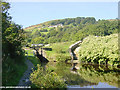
[
  {"x1": 30, "y1": 64, "x2": 67, "y2": 88},
  {"x1": 78, "y1": 34, "x2": 119, "y2": 66}
]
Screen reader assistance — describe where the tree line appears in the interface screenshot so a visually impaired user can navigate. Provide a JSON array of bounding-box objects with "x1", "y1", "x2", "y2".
[
  {"x1": 2, "y1": 1, "x2": 26, "y2": 86},
  {"x1": 24, "y1": 17, "x2": 118, "y2": 44}
]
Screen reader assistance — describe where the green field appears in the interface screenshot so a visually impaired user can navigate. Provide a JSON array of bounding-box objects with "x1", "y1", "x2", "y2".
[{"x1": 44, "y1": 41, "x2": 75, "y2": 62}]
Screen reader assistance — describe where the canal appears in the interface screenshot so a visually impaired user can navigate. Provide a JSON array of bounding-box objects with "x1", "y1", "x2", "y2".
[{"x1": 39, "y1": 61, "x2": 120, "y2": 88}]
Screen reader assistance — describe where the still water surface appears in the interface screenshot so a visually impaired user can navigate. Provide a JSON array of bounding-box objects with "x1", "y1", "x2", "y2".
[{"x1": 40, "y1": 61, "x2": 120, "y2": 88}]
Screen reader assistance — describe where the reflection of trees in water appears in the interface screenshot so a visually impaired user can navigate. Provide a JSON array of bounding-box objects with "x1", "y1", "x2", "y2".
[
  {"x1": 78, "y1": 64, "x2": 120, "y2": 88},
  {"x1": 40, "y1": 62, "x2": 120, "y2": 87},
  {"x1": 46, "y1": 62, "x2": 98, "y2": 87}
]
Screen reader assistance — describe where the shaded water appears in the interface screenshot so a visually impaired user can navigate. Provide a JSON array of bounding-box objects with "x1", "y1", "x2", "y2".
[{"x1": 40, "y1": 61, "x2": 120, "y2": 88}]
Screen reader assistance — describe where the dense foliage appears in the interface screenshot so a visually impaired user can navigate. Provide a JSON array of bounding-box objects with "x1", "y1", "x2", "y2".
[
  {"x1": 24, "y1": 17, "x2": 118, "y2": 44},
  {"x1": 78, "y1": 34, "x2": 119, "y2": 66},
  {"x1": 2, "y1": 1, "x2": 27, "y2": 85},
  {"x1": 2, "y1": 1, "x2": 25, "y2": 62},
  {"x1": 30, "y1": 64, "x2": 67, "y2": 88}
]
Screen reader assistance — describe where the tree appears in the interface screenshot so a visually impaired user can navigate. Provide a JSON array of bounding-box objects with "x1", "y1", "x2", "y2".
[
  {"x1": 31, "y1": 37, "x2": 44, "y2": 44},
  {"x1": 2, "y1": 1, "x2": 24, "y2": 61}
]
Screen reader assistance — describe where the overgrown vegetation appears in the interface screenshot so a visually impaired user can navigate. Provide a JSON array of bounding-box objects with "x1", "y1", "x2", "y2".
[
  {"x1": 2, "y1": 57, "x2": 27, "y2": 86},
  {"x1": 2, "y1": 1, "x2": 27, "y2": 86},
  {"x1": 78, "y1": 34, "x2": 119, "y2": 66},
  {"x1": 30, "y1": 64, "x2": 67, "y2": 88}
]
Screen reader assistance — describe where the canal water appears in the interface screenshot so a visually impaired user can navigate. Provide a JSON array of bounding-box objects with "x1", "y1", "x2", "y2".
[{"x1": 40, "y1": 61, "x2": 120, "y2": 88}]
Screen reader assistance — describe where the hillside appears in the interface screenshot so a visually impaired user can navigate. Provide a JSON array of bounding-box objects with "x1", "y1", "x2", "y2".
[
  {"x1": 24, "y1": 17, "x2": 118, "y2": 44},
  {"x1": 24, "y1": 17, "x2": 96, "y2": 30}
]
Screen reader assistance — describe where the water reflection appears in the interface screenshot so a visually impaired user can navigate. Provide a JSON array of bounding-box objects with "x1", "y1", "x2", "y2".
[
  {"x1": 78, "y1": 64, "x2": 120, "y2": 88},
  {"x1": 67, "y1": 82, "x2": 117, "y2": 88},
  {"x1": 40, "y1": 61, "x2": 120, "y2": 88},
  {"x1": 71, "y1": 63, "x2": 78, "y2": 72}
]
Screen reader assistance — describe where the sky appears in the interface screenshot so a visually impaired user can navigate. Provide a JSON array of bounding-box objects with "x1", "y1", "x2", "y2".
[{"x1": 8, "y1": 1, "x2": 118, "y2": 28}]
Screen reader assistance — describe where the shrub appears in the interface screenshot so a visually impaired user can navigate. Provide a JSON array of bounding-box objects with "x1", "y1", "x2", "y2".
[
  {"x1": 30, "y1": 64, "x2": 67, "y2": 88},
  {"x1": 78, "y1": 34, "x2": 119, "y2": 66}
]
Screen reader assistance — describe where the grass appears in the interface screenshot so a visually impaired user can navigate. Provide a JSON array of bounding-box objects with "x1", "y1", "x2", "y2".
[
  {"x1": 2, "y1": 56, "x2": 27, "y2": 86},
  {"x1": 40, "y1": 27, "x2": 54, "y2": 35},
  {"x1": 41, "y1": 32, "x2": 49, "y2": 35},
  {"x1": 2, "y1": 47, "x2": 41, "y2": 86},
  {"x1": 24, "y1": 48, "x2": 41, "y2": 66},
  {"x1": 25, "y1": 27, "x2": 53, "y2": 32},
  {"x1": 44, "y1": 41, "x2": 75, "y2": 62},
  {"x1": 27, "y1": 56, "x2": 40, "y2": 66}
]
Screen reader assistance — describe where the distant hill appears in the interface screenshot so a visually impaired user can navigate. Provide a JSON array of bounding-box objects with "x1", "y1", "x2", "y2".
[
  {"x1": 24, "y1": 17, "x2": 96, "y2": 31},
  {"x1": 24, "y1": 17, "x2": 118, "y2": 44},
  {"x1": 24, "y1": 18, "x2": 117, "y2": 31},
  {"x1": 107, "y1": 19, "x2": 118, "y2": 21}
]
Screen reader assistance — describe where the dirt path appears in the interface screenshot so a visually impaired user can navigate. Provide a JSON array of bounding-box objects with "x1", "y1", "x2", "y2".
[{"x1": 17, "y1": 59, "x2": 34, "y2": 86}]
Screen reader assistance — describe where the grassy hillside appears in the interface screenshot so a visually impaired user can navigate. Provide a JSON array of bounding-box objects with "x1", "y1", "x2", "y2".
[
  {"x1": 24, "y1": 17, "x2": 96, "y2": 30},
  {"x1": 78, "y1": 34, "x2": 119, "y2": 66},
  {"x1": 24, "y1": 17, "x2": 118, "y2": 45}
]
